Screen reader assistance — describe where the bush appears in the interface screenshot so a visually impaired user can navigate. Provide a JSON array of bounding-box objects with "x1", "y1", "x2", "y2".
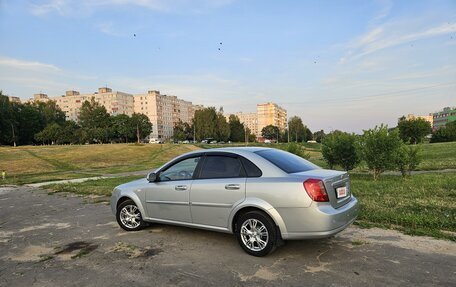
[
  {"x1": 431, "y1": 121, "x2": 456, "y2": 143},
  {"x1": 361, "y1": 125, "x2": 403, "y2": 180},
  {"x1": 321, "y1": 131, "x2": 360, "y2": 171},
  {"x1": 395, "y1": 144, "x2": 422, "y2": 177},
  {"x1": 283, "y1": 142, "x2": 310, "y2": 159}
]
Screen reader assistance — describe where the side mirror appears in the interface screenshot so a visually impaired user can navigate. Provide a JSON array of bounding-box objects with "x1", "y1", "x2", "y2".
[{"x1": 147, "y1": 172, "x2": 158, "y2": 182}]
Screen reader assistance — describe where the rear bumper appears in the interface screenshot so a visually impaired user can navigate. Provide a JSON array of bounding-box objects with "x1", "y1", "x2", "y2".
[{"x1": 278, "y1": 196, "x2": 359, "y2": 240}]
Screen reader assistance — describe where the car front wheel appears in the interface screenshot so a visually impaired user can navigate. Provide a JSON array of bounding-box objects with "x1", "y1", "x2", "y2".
[
  {"x1": 236, "y1": 211, "x2": 277, "y2": 257},
  {"x1": 116, "y1": 199, "x2": 146, "y2": 231}
]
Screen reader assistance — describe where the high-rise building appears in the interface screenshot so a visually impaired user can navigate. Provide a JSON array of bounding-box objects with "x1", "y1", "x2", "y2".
[
  {"x1": 433, "y1": 107, "x2": 456, "y2": 130},
  {"x1": 134, "y1": 91, "x2": 197, "y2": 140},
  {"x1": 49, "y1": 87, "x2": 134, "y2": 121},
  {"x1": 235, "y1": 112, "x2": 258, "y2": 136},
  {"x1": 231, "y1": 102, "x2": 287, "y2": 139},
  {"x1": 257, "y1": 102, "x2": 287, "y2": 133},
  {"x1": 30, "y1": 87, "x2": 201, "y2": 140}
]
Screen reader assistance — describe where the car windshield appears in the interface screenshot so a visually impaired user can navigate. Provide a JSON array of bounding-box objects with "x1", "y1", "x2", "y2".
[{"x1": 255, "y1": 149, "x2": 320, "y2": 174}]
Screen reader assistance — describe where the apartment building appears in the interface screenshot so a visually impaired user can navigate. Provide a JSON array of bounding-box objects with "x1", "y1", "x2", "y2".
[
  {"x1": 235, "y1": 112, "x2": 258, "y2": 136},
  {"x1": 7, "y1": 96, "x2": 21, "y2": 103},
  {"x1": 232, "y1": 102, "x2": 287, "y2": 139},
  {"x1": 257, "y1": 102, "x2": 287, "y2": 133},
  {"x1": 433, "y1": 107, "x2": 456, "y2": 130},
  {"x1": 30, "y1": 87, "x2": 201, "y2": 140},
  {"x1": 31, "y1": 88, "x2": 134, "y2": 121},
  {"x1": 405, "y1": 114, "x2": 433, "y2": 126},
  {"x1": 134, "y1": 91, "x2": 196, "y2": 140}
]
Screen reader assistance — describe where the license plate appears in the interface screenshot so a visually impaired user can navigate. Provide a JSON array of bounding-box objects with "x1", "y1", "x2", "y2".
[{"x1": 336, "y1": 186, "x2": 348, "y2": 198}]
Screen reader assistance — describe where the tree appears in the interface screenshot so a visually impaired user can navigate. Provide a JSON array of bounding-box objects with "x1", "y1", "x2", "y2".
[
  {"x1": 173, "y1": 120, "x2": 192, "y2": 141},
  {"x1": 14, "y1": 103, "x2": 46, "y2": 145},
  {"x1": 288, "y1": 116, "x2": 306, "y2": 142},
  {"x1": 78, "y1": 99, "x2": 111, "y2": 143},
  {"x1": 58, "y1": 121, "x2": 81, "y2": 144},
  {"x1": 228, "y1": 115, "x2": 245, "y2": 142},
  {"x1": 111, "y1": 114, "x2": 133, "y2": 143},
  {"x1": 33, "y1": 101, "x2": 66, "y2": 126},
  {"x1": 193, "y1": 107, "x2": 218, "y2": 141},
  {"x1": 398, "y1": 117, "x2": 431, "y2": 144},
  {"x1": 246, "y1": 127, "x2": 256, "y2": 143},
  {"x1": 361, "y1": 125, "x2": 403, "y2": 180},
  {"x1": 130, "y1": 113, "x2": 153, "y2": 143},
  {"x1": 0, "y1": 92, "x2": 14, "y2": 145},
  {"x1": 313, "y1": 130, "x2": 326, "y2": 143},
  {"x1": 261, "y1": 125, "x2": 279, "y2": 140},
  {"x1": 214, "y1": 108, "x2": 230, "y2": 142},
  {"x1": 431, "y1": 121, "x2": 456, "y2": 143},
  {"x1": 305, "y1": 127, "x2": 313, "y2": 142},
  {"x1": 34, "y1": 123, "x2": 61, "y2": 145},
  {"x1": 321, "y1": 131, "x2": 360, "y2": 171}
]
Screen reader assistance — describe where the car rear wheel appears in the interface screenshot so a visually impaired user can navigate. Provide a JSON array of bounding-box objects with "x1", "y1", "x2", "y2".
[
  {"x1": 116, "y1": 199, "x2": 146, "y2": 231},
  {"x1": 236, "y1": 211, "x2": 277, "y2": 257}
]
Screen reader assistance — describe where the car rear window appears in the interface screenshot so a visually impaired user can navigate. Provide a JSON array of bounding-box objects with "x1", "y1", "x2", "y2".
[{"x1": 255, "y1": 149, "x2": 320, "y2": 173}]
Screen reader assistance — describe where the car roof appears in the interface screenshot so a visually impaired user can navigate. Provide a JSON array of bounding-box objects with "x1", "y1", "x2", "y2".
[{"x1": 184, "y1": 146, "x2": 271, "y2": 155}]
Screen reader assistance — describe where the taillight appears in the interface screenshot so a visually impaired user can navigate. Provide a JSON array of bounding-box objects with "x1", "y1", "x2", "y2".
[{"x1": 304, "y1": 179, "x2": 329, "y2": 202}]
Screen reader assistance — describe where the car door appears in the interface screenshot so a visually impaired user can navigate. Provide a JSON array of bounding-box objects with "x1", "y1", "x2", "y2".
[
  {"x1": 145, "y1": 156, "x2": 201, "y2": 223},
  {"x1": 190, "y1": 154, "x2": 246, "y2": 228}
]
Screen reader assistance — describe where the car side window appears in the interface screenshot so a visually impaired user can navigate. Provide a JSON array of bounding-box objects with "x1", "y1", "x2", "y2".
[
  {"x1": 240, "y1": 157, "x2": 262, "y2": 177},
  {"x1": 159, "y1": 157, "x2": 200, "y2": 181},
  {"x1": 199, "y1": 156, "x2": 245, "y2": 179}
]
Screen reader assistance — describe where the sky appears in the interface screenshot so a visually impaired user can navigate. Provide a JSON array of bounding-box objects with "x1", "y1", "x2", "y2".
[{"x1": 0, "y1": 0, "x2": 455, "y2": 133}]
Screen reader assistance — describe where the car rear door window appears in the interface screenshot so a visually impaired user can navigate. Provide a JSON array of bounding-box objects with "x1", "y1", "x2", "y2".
[{"x1": 199, "y1": 156, "x2": 245, "y2": 179}]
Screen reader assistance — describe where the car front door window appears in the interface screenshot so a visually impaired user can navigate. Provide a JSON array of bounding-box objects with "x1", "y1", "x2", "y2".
[{"x1": 159, "y1": 157, "x2": 200, "y2": 181}]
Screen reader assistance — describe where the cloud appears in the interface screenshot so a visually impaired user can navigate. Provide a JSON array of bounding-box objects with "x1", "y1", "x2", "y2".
[
  {"x1": 29, "y1": 0, "x2": 235, "y2": 16},
  {"x1": 96, "y1": 22, "x2": 123, "y2": 36},
  {"x1": 371, "y1": 0, "x2": 393, "y2": 22},
  {"x1": 341, "y1": 22, "x2": 456, "y2": 62},
  {"x1": 29, "y1": 0, "x2": 67, "y2": 16},
  {"x1": 0, "y1": 56, "x2": 60, "y2": 71}
]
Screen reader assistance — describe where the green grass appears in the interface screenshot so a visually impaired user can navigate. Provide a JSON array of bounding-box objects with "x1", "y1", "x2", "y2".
[
  {"x1": 352, "y1": 172, "x2": 456, "y2": 241},
  {"x1": 418, "y1": 142, "x2": 456, "y2": 170},
  {"x1": 0, "y1": 144, "x2": 200, "y2": 185},
  {"x1": 44, "y1": 175, "x2": 143, "y2": 197}
]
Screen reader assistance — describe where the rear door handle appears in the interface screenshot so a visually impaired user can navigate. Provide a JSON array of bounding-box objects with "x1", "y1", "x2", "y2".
[
  {"x1": 175, "y1": 185, "x2": 188, "y2": 191},
  {"x1": 225, "y1": 184, "x2": 241, "y2": 190}
]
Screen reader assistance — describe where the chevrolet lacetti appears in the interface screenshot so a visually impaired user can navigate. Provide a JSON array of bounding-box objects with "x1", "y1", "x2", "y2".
[{"x1": 111, "y1": 147, "x2": 359, "y2": 256}]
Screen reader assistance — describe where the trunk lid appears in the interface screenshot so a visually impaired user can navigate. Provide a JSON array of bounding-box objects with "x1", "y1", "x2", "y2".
[{"x1": 291, "y1": 169, "x2": 351, "y2": 209}]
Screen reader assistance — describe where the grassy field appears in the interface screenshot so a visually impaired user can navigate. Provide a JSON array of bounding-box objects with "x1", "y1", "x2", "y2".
[
  {"x1": 0, "y1": 144, "x2": 200, "y2": 185},
  {"x1": 352, "y1": 173, "x2": 456, "y2": 241},
  {"x1": 2, "y1": 141, "x2": 454, "y2": 185},
  {"x1": 418, "y1": 142, "x2": 456, "y2": 170}
]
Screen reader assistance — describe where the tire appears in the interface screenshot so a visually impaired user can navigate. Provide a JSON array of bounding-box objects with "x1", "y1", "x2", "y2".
[
  {"x1": 116, "y1": 199, "x2": 146, "y2": 231},
  {"x1": 235, "y1": 211, "x2": 278, "y2": 257}
]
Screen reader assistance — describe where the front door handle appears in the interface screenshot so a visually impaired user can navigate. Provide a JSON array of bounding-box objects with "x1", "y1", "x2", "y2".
[
  {"x1": 175, "y1": 185, "x2": 188, "y2": 191},
  {"x1": 225, "y1": 184, "x2": 241, "y2": 190}
]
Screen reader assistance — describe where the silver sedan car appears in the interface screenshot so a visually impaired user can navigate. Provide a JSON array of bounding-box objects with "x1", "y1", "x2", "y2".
[{"x1": 111, "y1": 147, "x2": 358, "y2": 256}]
